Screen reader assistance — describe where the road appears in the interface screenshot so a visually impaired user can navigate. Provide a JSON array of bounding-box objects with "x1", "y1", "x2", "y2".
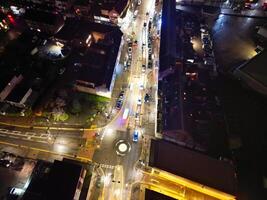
[
  {"x1": 0, "y1": 125, "x2": 91, "y2": 161},
  {"x1": 0, "y1": 0, "x2": 164, "y2": 199},
  {"x1": 91, "y1": 0, "x2": 161, "y2": 199}
]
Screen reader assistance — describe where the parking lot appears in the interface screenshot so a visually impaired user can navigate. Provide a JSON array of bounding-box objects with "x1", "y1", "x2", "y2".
[{"x1": 0, "y1": 151, "x2": 36, "y2": 199}]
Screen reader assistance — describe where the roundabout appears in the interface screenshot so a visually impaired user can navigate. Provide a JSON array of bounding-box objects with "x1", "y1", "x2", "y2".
[{"x1": 115, "y1": 140, "x2": 131, "y2": 156}]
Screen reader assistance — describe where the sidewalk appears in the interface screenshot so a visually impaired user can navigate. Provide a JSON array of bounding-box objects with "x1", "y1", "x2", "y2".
[{"x1": 220, "y1": 8, "x2": 267, "y2": 18}]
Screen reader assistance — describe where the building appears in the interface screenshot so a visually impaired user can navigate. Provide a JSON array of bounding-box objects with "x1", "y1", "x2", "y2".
[
  {"x1": 22, "y1": 160, "x2": 87, "y2": 200},
  {"x1": 55, "y1": 0, "x2": 74, "y2": 12},
  {"x1": 149, "y1": 139, "x2": 237, "y2": 200},
  {"x1": 54, "y1": 18, "x2": 123, "y2": 98},
  {"x1": 234, "y1": 50, "x2": 267, "y2": 96},
  {"x1": 45, "y1": 160, "x2": 86, "y2": 200},
  {"x1": 23, "y1": 9, "x2": 64, "y2": 34},
  {"x1": 73, "y1": 0, "x2": 92, "y2": 17},
  {"x1": 93, "y1": 0, "x2": 129, "y2": 23},
  {"x1": 145, "y1": 189, "x2": 176, "y2": 200}
]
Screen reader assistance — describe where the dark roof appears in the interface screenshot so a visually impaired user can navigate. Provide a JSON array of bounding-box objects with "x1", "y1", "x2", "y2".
[
  {"x1": 55, "y1": 18, "x2": 118, "y2": 41},
  {"x1": 149, "y1": 139, "x2": 237, "y2": 195},
  {"x1": 239, "y1": 50, "x2": 267, "y2": 87},
  {"x1": 159, "y1": 0, "x2": 177, "y2": 72},
  {"x1": 74, "y1": 0, "x2": 90, "y2": 6},
  {"x1": 46, "y1": 160, "x2": 82, "y2": 200},
  {"x1": 23, "y1": 9, "x2": 63, "y2": 26},
  {"x1": 145, "y1": 189, "x2": 176, "y2": 200},
  {"x1": 57, "y1": 18, "x2": 122, "y2": 89},
  {"x1": 233, "y1": 50, "x2": 267, "y2": 96},
  {"x1": 114, "y1": 0, "x2": 128, "y2": 14}
]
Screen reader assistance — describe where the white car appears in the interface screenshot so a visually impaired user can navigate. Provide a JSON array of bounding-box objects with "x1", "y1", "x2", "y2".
[{"x1": 137, "y1": 96, "x2": 142, "y2": 105}]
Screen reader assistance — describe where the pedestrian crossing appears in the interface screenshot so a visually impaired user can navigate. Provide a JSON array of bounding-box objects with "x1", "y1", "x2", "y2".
[{"x1": 95, "y1": 163, "x2": 115, "y2": 169}]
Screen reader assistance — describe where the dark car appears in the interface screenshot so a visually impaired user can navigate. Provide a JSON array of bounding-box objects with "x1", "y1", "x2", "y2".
[
  {"x1": 0, "y1": 159, "x2": 12, "y2": 168},
  {"x1": 148, "y1": 61, "x2": 152, "y2": 68},
  {"x1": 116, "y1": 100, "x2": 123, "y2": 109}
]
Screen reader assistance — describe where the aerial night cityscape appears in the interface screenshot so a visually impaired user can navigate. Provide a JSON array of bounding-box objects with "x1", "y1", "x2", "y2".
[{"x1": 0, "y1": 0, "x2": 266, "y2": 200}]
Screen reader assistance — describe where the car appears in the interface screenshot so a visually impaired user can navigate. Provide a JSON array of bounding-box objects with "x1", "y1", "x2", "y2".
[
  {"x1": 148, "y1": 48, "x2": 152, "y2": 54},
  {"x1": 0, "y1": 159, "x2": 12, "y2": 168},
  {"x1": 128, "y1": 42, "x2": 133, "y2": 47},
  {"x1": 255, "y1": 45, "x2": 264, "y2": 53},
  {"x1": 148, "y1": 61, "x2": 152, "y2": 68},
  {"x1": 137, "y1": 96, "x2": 142, "y2": 105},
  {"x1": 148, "y1": 54, "x2": 152, "y2": 60},
  {"x1": 204, "y1": 51, "x2": 214, "y2": 58},
  {"x1": 144, "y1": 22, "x2": 147, "y2": 27},
  {"x1": 233, "y1": 5, "x2": 242, "y2": 12},
  {"x1": 142, "y1": 64, "x2": 146, "y2": 72},
  {"x1": 244, "y1": 3, "x2": 252, "y2": 9},
  {"x1": 133, "y1": 130, "x2": 139, "y2": 142},
  {"x1": 58, "y1": 67, "x2": 66, "y2": 75},
  {"x1": 116, "y1": 100, "x2": 123, "y2": 109},
  {"x1": 127, "y1": 60, "x2": 131, "y2": 67},
  {"x1": 128, "y1": 53, "x2": 132, "y2": 60},
  {"x1": 119, "y1": 91, "x2": 125, "y2": 99},
  {"x1": 137, "y1": 0, "x2": 141, "y2": 6},
  {"x1": 204, "y1": 57, "x2": 215, "y2": 66},
  {"x1": 144, "y1": 93, "x2": 150, "y2": 102},
  {"x1": 201, "y1": 33, "x2": 210, "y2": 40},
  {"x1": 128, "y1": 47, "x2": 132, "y2": 53}
]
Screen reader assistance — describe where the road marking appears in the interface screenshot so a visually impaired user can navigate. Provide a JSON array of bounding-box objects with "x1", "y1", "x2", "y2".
[
  {"x1": 0, "y1": 140, "x2": 92, "y2": 162},
  {"x1": 99, "y1": 164, "x2": 115, "y2": 169}
]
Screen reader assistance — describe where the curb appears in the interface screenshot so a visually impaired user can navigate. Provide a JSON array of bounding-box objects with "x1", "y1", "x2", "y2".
[{"x1": 220, "y1": 12, "x2": 267, "y2": 19}]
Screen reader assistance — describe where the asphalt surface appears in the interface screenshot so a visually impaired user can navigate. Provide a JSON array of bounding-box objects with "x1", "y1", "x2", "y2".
[
  {"x1": 212, "y1": 13, "x2": 267, "y2": 71},
  {"x1": 91, "y1": 0, "x2": 160, "y2": 199}
]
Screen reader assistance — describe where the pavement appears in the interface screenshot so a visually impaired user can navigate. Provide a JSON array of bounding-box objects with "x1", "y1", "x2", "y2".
[{"x1": 220, "y1": 8, "x2": 267, "y2": 18}]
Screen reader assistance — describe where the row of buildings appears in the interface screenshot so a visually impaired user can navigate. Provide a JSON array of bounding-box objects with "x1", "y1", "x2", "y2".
[
  {"x1": 155, "y1": 0, "x2": 237, "y2": 199},
  {"x1": 1, "y1": 0, "x2": 129, "y2": 24},
  {"x1": 0, "y1": 5, "x2": 123, "y2": 114}
]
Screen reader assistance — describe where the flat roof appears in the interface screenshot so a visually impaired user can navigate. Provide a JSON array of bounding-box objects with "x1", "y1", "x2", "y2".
[
  {"x1": 234, "y1": 50, "x2": 267, "y2": 96},
  {"x1": 57, "y1": 18, "x2": 122, "y2": 89},
  {"x1": 239, "y1": 50, "x2": 267, "y2": 87},
  {"x1": 149, "y1": 139, "x2": 236, "y2": 195},
  {"x1": 145, "y1": 189, "x2": 176, "y2": 200},
  {"x1": 46, "y1": 160, "x2": 83, "y2": 200},
  {"x1": 23, "y1": 9, "x2": 63, "y2": 26}
]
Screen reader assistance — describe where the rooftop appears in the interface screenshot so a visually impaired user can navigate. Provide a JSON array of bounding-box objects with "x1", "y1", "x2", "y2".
[
  {"x1": 145, "y1": 189, "x2": 176, "y2": 200},
  {"x1": 234, "y1": 50, "x2": 267, "y2": 96},
  {"x1": 23, "y1": 9, "x2": 63, "y2": 26},
  {"x1": 46, "y1": 160, "x2": 83, "y2": 200},
  {"x1": 56, "y1": 18, "x2": 122, "y2": 89},
  {"x1": 149, "y1": 139, "x2": 237, "y2": 195}
]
